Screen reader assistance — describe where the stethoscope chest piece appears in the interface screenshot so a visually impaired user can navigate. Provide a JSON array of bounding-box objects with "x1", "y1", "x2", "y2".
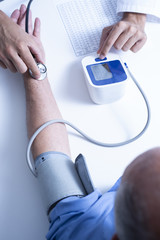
[{"x1": 29, "y1": 62, "x2": 47, "y2": 80}]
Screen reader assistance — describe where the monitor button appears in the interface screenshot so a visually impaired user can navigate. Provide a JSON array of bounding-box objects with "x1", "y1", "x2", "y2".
[{"x1": 95, "y1": 57, "x2": 107, "y2": 62}]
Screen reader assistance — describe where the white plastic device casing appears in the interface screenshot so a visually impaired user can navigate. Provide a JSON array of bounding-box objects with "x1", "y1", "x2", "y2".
[{"x1": 82, "y1": 53, "x2": 129, "y2": 104}]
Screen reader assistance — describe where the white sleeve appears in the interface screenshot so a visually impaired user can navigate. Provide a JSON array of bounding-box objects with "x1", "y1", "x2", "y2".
[{"x1": 117, "y1": 0, "x2": 160, "y2": 22}]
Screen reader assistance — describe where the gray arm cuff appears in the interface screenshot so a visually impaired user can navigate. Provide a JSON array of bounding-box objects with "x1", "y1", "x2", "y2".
[{"x1": 35, "y1": 152, "x2": 87, "y2": 215}]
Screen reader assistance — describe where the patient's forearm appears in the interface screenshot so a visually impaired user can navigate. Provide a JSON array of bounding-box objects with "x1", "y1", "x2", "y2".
[{"x1": 24, "y1": 73, "x2": 71, "y2": 159}]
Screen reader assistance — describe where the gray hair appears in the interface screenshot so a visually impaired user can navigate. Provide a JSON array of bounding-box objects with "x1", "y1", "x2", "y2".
[{"x1": 114, "y1": 182, "x2": 157, "y2": 240}]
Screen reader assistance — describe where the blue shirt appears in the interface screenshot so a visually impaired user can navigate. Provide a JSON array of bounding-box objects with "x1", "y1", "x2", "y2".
[{"x1": 46, "y1": 178, "x2": 121, "y2": 240}]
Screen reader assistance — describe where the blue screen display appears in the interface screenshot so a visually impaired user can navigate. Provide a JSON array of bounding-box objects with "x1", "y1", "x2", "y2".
[{"x1": 86, "y1": 60, "x2": 127, "y2": 86}]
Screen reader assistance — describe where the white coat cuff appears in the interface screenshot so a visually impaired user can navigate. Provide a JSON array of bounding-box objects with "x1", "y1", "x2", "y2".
[{"x1": 117, "y1": 0, "x2": 160, "y2": 22}]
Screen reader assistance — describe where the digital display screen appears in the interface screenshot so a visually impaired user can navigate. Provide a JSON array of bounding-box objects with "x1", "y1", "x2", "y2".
[{"x1": 90, "y1": 63, "x2": 113, "y2": 81}]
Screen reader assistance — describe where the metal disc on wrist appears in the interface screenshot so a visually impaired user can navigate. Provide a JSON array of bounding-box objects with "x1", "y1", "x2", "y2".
[{"x1": 29, "y1": 62, "x2": 47, "y2": 80}]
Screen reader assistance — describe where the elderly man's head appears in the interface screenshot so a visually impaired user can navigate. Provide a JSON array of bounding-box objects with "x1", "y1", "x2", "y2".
[{"x1": 113, "y1": 147, "x2": 160, "y2": 240}]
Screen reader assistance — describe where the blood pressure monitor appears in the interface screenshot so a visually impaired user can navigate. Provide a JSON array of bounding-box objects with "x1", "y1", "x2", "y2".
[{"x1": 82, "y1": 53, "x2": 129, "y2": 104}]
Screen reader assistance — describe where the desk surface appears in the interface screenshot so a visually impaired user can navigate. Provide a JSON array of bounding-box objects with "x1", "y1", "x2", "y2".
[{"x1": 0, "y1": 0, "x2": 160, "y2": 239}]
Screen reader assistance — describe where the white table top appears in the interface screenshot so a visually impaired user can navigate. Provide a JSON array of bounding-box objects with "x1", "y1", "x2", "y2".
[{"x1": 0, "y1": 0, "x2": 160, "y2": 239}]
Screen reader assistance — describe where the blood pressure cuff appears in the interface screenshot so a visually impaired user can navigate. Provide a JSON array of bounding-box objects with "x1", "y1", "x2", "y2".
[{"x1": 35, "y1": 151, "x2": 95, "y2": 215}]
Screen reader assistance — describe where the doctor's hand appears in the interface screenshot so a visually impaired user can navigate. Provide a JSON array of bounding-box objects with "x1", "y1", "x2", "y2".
[
  {"x1": 10, "y1": 5, "x2": 45, "y2": 72},
  {"x1": 97, "y1": 12, "x2": 147, "y2": 58},
  {"x1": 0, "y1": 6, "x2": 43, "y2": 78}
]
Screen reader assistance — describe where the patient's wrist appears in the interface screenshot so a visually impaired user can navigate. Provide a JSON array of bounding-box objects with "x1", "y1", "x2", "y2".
[{"x1": 23, "y1": 71, "x2": 48, "y2": 83}]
